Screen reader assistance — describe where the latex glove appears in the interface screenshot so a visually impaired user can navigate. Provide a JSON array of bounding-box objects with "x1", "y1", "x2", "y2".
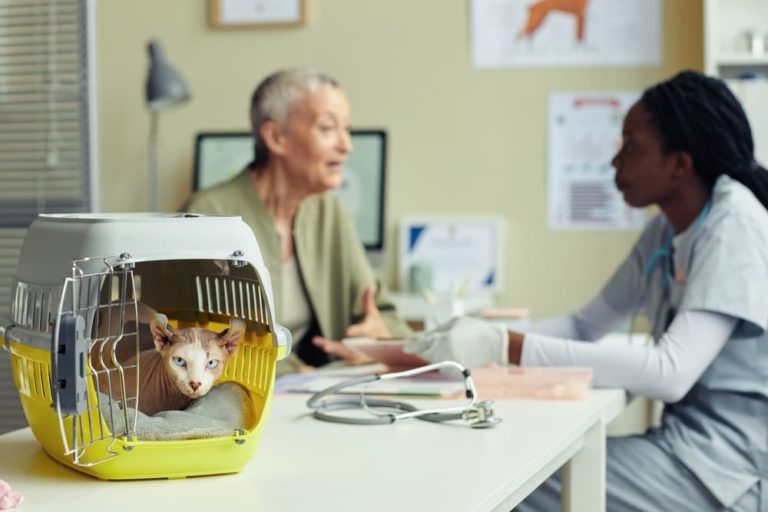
[
  {"x1": 345, "y1": 286, "x2": 392, "y2": 339},
  {"x1": 404, "y1": 316, "x2": 509, "y2": 369}
]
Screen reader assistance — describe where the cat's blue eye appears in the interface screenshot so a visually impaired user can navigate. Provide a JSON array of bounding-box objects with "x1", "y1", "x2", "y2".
[
  {"x1": 206, "y1": 359, "x2": 219, "y2": 370},
  {"x1": 172, "y1": 356, "x2": 186, "y2": 368}
]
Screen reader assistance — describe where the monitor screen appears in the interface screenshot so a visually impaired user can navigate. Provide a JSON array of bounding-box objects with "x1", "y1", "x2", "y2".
[{"x1": 193, "y1": 130, "x2": 387, "y2": 250}]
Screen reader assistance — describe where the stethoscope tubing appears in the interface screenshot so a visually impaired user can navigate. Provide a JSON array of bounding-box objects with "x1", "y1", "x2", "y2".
[{"x1": 306, "y1": 361, "x2": 485, "y2": 426}]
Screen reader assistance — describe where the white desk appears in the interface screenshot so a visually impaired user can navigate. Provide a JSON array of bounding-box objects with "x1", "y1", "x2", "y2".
[{"x1": 0, "y1": 390, "x2": 624, "y2": 512}]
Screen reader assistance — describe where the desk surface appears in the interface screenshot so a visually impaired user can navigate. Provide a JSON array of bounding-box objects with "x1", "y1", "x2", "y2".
[{"x1": 0, "y1": 390, "x2": 625, "y2": 512}]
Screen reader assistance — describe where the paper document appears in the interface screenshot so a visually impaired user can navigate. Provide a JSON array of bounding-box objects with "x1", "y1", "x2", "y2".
[
  {"x1": 281, "y1": 375, "x2": 466, "y2": 398},
  {"x1": 342, "y1": 337, "x2": 428, "y2": 369},
  {"x1": 548, "y1": 91, "x2": 645, "y2": 230}
]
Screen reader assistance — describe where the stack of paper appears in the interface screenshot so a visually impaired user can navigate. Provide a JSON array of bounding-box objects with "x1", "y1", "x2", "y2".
[{"x1": 276, "y1": 372, "x2": 465, "y2": 398}]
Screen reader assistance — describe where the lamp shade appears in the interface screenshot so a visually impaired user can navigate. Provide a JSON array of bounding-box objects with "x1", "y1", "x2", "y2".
[{"x1": 145, "y1": 40, "x2": 190, "y2": 112}]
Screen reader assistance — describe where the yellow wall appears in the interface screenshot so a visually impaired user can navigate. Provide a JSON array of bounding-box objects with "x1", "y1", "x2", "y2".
[{"x1": 96, "y1": 0, "x2": 702, "y2": 317}]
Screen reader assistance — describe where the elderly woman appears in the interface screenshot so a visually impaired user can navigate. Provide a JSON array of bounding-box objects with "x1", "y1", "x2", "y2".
[{"x1": 183, "y1": 69, "x2": 411, "y2": 374}]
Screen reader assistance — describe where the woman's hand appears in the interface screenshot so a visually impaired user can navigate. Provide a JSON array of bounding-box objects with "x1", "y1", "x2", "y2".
[
  {"x1": 312, "y1": 336, "x2": 374, "y2": 365},
  {"x1": 311, "y1": 286, "x2": 394, "y2": 366},
  {"x1": 344, "y1": 286, "x2": 392, "y2": 339}
]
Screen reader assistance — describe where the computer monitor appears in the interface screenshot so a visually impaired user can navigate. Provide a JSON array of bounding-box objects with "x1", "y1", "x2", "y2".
[{"x1": 193, "y1": 130, "x2": 387, "y2": 250}]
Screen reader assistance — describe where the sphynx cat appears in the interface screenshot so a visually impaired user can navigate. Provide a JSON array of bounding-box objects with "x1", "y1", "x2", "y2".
[{"x1": 93, "y1": 306, "x2": 244, "y2": 415}]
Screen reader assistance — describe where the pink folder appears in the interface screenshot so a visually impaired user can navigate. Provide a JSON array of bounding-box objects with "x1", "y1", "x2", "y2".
[{"x1": 471, "y1": 365, "x2": 593, "y2": 400}]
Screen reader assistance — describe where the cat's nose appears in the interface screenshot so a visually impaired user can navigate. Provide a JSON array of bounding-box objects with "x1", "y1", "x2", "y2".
[{"x1": 189, "y1": 381, "x2": 201, "y2": 391}]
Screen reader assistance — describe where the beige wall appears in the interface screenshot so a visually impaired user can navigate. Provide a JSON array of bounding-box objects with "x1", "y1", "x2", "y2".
[{"x1": 97, "y1": 0, "x2": 702, "y2": 318}]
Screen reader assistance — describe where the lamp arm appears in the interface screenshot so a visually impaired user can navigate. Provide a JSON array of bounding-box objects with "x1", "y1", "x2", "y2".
[{"x1": 148, "y1": 111, "x2": 159, "y2": 212}]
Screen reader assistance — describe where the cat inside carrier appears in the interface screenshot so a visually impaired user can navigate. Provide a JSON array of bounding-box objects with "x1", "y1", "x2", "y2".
[{"x1": 1, "y1": 213, "x2": 291, "y2": 480}]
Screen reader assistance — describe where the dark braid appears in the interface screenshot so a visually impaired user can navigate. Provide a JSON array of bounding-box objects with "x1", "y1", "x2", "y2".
[{"x1": 640, "y1": 70, "x2": 768, "y2": 209}]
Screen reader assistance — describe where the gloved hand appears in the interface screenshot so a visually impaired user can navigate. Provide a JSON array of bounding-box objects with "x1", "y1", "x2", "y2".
[{"x1": 403, "y1": 316, "x2": 509, "y2": 369}]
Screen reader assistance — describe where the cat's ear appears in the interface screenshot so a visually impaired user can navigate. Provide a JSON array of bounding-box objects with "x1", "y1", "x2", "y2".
[
  {"x1": 149, "y1": 313, "x2": 174, "y2": 352},
  {"x1": 218, "y1": 318, "x2": 245, "y2": 355}
]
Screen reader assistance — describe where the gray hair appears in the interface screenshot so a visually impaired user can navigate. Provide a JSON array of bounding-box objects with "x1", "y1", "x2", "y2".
[{"x1": 250, "y1": 69, "x2": 340, "y2": 168}]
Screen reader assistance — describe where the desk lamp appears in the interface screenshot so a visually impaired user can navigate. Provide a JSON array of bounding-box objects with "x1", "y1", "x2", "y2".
[{"x1": 145, "y1": 39, "x2": 190, "y2": 212}]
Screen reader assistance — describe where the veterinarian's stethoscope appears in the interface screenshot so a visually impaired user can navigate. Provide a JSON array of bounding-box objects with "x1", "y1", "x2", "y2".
[
  {"x1": 628, "y1": 199, "x2": 712, "y2": 340},
  {"x1": 642, "y1": 200, "x2": 712, "y2": 288},
  {"x1": 306, "y1": 361, "x2": 501, "y2": 428}
]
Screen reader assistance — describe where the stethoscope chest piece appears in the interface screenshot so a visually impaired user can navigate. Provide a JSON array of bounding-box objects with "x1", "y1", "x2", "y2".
[{"x1": 466, "y1": 401, "x2": 502, "y2": 429}]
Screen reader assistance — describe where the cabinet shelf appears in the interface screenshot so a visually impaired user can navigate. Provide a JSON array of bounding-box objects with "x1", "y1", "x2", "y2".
[{"x1": 713, "y1": 54, "x2": 768, "y2": 67}]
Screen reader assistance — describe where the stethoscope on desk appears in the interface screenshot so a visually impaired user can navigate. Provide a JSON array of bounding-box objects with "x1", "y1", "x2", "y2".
[{"x1": 306, "y1": 361, "x2": 502, "y2": 429}]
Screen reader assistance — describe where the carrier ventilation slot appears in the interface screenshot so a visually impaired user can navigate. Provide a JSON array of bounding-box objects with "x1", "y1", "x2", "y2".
[
  {"x1": 11, "y1": 282, "x2": 55, "y2": 334},
  {"x1": 195, "y1": 276, "x2": 268, "y2": 324}
]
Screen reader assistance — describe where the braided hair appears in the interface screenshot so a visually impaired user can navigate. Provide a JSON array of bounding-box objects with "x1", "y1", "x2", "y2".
[{"x1": 640, "y1": 70, "x2": 768, "y2": 209}]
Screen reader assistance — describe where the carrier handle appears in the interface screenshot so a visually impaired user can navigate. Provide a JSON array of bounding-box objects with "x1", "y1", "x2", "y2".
[{"x1": 274, "y1": 324, "x2": 292, "y2": 354}]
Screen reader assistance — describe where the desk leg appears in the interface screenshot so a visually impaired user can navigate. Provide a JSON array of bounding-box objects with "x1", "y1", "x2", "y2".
[{"x1": 561, "y1": 419, "x2": 606, "y2": 512}]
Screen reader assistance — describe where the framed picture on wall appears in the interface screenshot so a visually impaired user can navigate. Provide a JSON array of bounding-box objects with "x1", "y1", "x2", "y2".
[
  {"x1": 209, "y1": 0, "x2": 305, "y2": 28},
  {"x1": 398, "y1": 217, "x2": 506, "y2": 296}
]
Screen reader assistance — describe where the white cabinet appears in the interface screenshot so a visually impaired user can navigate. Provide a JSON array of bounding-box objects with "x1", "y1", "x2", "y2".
[
  {"x1": 704, "y1": 0, "x2": 768, "y2": 166},
  {"x1": 704, "y1": 0, "x2": 768, "y2": 78},
  {"x1": 726, "y1": 79, "x2": 768, "y2": 165}
]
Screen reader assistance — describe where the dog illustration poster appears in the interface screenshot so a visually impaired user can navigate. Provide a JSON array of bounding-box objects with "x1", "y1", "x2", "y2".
[{"x1": 471, "y1": 0, "x2": 661, "y2": 67}]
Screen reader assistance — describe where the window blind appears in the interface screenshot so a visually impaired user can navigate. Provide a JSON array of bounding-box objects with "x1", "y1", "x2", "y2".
[{"x1": 0, "y1": 0, "x2": 95, "y2": 434}]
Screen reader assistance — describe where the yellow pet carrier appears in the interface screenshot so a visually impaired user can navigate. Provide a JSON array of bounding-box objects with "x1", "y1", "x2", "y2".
[{"x1": 1, "y1": 213, "x2": 291, "y2": 480}]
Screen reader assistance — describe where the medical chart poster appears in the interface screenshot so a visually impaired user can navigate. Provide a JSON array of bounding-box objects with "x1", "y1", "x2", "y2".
[
  {"x1": 470, "y1": 0, "x2": 661, "y2": 68},
  {"x1": 548, "y1": 91, "x2": 644, "y2": 231}
]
